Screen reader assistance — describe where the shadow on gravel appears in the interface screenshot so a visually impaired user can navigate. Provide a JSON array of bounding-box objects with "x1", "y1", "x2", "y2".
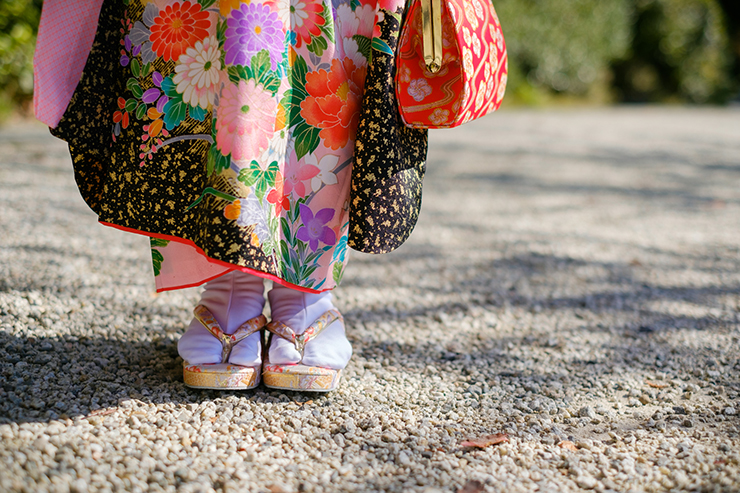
[
  {"x1": 348, "y1": 249, "x2": 740, "y2": 326},
  {"x1": 3, "y1": 245, "x2": 737, "y2": 425},
  {"x1": 457, "y1": 171, "x2": 735, "y2": 208},
  {"x1": 0, "y1": 332, "x2": 180, "y2": 424},
  {"x1": 0, "y1": 331, "x2": 335, "y2": 425},
  {"x1": 345, "y1": 245, "x2": 739, "y2": 434},
  {"x1": 352, "y1": 325, "x2": 740, "y2": 444}
]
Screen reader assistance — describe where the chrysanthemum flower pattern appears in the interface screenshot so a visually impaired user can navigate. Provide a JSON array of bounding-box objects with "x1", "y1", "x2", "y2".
[
  {"x1": 224, "y1": 3, "x2": 284, "y2": 70},
  {"x1": 149, "y1": 1, "x2": 211, "y2": 62},
  {"x1": 264, "y1": 0, "x2": 290, "y2": 27},
  {"x1": 219, "y1": 0, "x2": 243, "y2": 17},
  {"x1": 173, "y1": 36, "x2": 222, "y2": 109}
]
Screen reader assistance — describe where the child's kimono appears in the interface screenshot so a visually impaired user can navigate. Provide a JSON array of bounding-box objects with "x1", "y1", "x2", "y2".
[{"x1": 35, "y1": 0, "x2": 405, "y2": 293}]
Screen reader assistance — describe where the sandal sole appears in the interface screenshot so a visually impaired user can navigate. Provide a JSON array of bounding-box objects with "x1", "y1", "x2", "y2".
[
  {"x1": 262, "y1": 364, "x2": 341, "y2": 392},
  {"x1": 183, "y1": 362, "x2": 260, "y2": 390}
]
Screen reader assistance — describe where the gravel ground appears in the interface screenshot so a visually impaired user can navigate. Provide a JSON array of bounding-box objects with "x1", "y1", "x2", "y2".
[{"x1": 1, "y1": 107, "x2": 739, "y2": 493}]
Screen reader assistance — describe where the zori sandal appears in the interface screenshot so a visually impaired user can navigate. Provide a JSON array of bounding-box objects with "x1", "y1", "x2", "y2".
[
  {"x1": 262, "y1": 309, "x2": 344, "y2": 392},
  {"x1": 182, "y1": 305, "x2": 267, "y2": 390}
]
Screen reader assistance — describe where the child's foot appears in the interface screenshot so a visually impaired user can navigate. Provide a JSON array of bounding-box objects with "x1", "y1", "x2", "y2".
[
  {"x1": 178, "y1": 270, "x2": 265, "y2": 367},
  {"x1": 266, "y1": 284, "x2": 352, "y2": 370}
]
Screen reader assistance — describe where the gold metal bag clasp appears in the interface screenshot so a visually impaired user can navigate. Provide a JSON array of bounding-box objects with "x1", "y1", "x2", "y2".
[{"x1": 421, "y1": 0, "x2": 443, "y2": 73}]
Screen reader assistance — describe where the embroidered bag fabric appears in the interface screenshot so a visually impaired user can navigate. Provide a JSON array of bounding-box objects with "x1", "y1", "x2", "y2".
[
  {"x1": 348, "y1": 4, "x2": 428, "y2": 254},
  {"x1": 395, "y1": 0, "x2": 508, "y2": 129}
]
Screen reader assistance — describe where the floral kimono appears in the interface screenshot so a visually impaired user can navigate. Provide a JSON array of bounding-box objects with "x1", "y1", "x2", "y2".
[{"x1": 35, "y1": 0, "x2": 404, "y2": 293}]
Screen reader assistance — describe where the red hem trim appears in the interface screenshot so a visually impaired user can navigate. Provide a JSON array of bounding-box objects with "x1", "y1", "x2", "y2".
[
  {"x1": 153, "y1": 270, "x2": 229, "y2": 293},
  {"x1": 99, "y1": 221, "x2": 330, "y2": 294}
]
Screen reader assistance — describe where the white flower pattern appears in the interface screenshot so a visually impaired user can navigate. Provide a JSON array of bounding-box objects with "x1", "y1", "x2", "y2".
[
  {"x1": 173, "y1": 36, "x2": 223, "y2": 109},
  {"x1": 307, "y1": 153, "x2": 339, "y2": 192}
]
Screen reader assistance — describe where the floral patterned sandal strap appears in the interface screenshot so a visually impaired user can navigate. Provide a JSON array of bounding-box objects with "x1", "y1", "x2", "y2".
[
  {"x1": 193, "y1": 305, "x2": 267, "y2": 364},
  {"x1": 265, "y1": 309, "x2": 343, "y2": 358}
]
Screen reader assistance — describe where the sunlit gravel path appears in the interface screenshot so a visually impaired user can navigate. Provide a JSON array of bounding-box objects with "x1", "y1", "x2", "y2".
[{"x1": 1, "y1": 108, "x2": 739, "y2": 492}]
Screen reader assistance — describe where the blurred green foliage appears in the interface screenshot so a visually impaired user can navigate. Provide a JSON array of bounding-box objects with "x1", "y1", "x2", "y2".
[
  {"x1": 494, "y1": 0, "x2": 634, "y2": 103},
  {"x1": 0, "y1": 0, "x2": 737, "y2": 116},
  {"x1": 0, "y1": 0, "x2": 42, "y2": 117},
  {"x1": 613, "y1": 0, "x2": 733, "y2": 103},
  {"x1": 497, "y1": 0, "x2": 737, "y2": 104}
]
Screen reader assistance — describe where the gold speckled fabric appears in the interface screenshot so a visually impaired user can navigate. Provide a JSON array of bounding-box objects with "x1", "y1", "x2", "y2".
[
  {"x1": 51, "y1": 0, "x2": 273, "y2": 276},
  {"x1": 348, "y1": 5, "x2": 428, "y2": 255}
]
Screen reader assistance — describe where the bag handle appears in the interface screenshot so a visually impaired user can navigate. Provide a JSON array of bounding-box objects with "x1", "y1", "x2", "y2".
[{"x1": 421, "y1": 0, "x2": 443, "y2": 73}]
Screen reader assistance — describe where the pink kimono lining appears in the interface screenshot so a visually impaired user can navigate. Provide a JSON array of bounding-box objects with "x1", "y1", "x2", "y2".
[{"x1": 103, "y1": 222, "x2": 328, "y2": 294}]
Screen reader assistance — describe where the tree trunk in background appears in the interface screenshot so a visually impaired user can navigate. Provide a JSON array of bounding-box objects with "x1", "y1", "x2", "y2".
[{"x1": 718, "y1": 0, "x2": 740, "y2": 98}]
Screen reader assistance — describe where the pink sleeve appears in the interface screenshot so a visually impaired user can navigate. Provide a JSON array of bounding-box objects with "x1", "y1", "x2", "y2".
[{"x1": 33, "y1": 0, "x2": 105, "y2": 127}]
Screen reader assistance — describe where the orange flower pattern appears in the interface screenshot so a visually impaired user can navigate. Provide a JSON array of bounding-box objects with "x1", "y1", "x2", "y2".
[
  {"x1": 150, "y1": 1, "x2": 211, "y2": 62},
  {"x1": 301, "y1": 59, "x2": 366, "y2": 150}
]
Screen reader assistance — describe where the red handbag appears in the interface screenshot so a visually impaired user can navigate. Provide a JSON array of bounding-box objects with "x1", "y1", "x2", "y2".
[{"x1": 395, "y1": 0, "x2": 508, "y2": 129}]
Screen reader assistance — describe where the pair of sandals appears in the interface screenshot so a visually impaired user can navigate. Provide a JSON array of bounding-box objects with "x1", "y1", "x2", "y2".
[{"x1": 182, "y1": 304, "x2": 344, "y2": 392}]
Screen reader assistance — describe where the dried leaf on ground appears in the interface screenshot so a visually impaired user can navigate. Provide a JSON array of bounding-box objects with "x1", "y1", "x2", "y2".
[
  {"x1": 458, "y1": 480, "x2": 484, "y2": 493},
  {"x1": 460, "y1": 433, "x2": 509, "y2": 448},
  {"x1": 558, "y1": 440, "x2": 578, "y2": 451},
  {"x1": 645, "y1": 380, "x2": 669, "y2": 389},
  {"x1": 85, "y1": 408, "x2": 117, "y2": 419}
]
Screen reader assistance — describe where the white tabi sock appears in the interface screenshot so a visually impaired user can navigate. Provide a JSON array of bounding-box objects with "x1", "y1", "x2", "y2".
[
  {"x1": 267, "y1": 284, "x2": 352, "y2": 370},
  {"x1": 178, "y1": 270, "x2": 265, "y2": 366}
]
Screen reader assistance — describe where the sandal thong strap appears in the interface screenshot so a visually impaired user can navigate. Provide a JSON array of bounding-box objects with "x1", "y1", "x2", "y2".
[
  {"x1": 193, "y1": 305, "x2": 267, "y2": 364},
  {"x1": 265, "y1": 309, "x2": 343, "y2": 358}
]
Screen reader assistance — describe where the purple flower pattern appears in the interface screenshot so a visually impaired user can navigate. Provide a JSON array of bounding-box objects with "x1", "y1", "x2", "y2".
[
  {"x1": 296, "y1": 204, "x2": 336, "y2": 252},
  {"x1": 224, "y1": 3, "x2": 284, "y2": 70},
  {"x1": 120, "y1": 35, "x2": 142, "y2": 67},
  {"x1": 152, "y1": 71, "x2": 169, "y2": 112},
  {"x1": 142, "y1": 87, "x2": 161, "y2": 104}
]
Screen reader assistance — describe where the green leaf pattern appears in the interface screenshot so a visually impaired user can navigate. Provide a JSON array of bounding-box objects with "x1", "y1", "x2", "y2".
[{"x1": 150, "y1": 238, "x2": 170, "y2": 277}]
